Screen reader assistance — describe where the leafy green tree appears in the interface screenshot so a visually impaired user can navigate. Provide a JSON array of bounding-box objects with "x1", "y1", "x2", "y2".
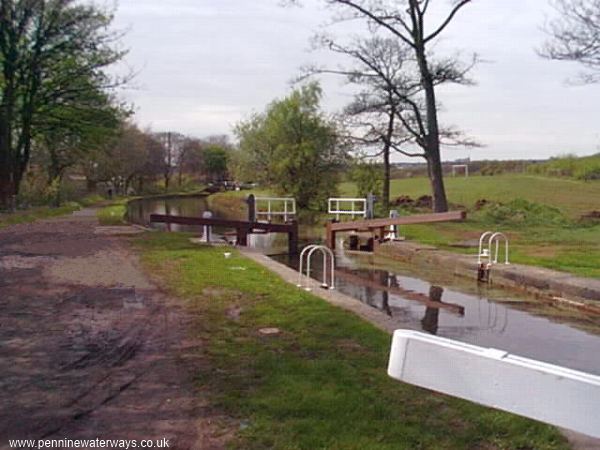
[
  {"x1": 235, "y1": 83, "x2": 341, "y2": 209},
  {"x1": 203, "y1": 145, "x2": 229, "y2": 182},
  {"x1": 36, "y1": 87, "x2": 126, "y2": 205},
  {"x1": 350, "y1": 161, "x2": 382, "y2": 199},
  {"x1": 0, "y1": 0, "x2": 126, "y2": 209}
]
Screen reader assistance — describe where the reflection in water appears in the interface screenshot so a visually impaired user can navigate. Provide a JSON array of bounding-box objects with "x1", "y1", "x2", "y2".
[
  {"x1": 273, "y1": 248, "x2": 600, "y2": 375},
  {"x1": 421, "y1": 286, "x2": 443, "y2": 335},
  {"x1": 128, "y1": 195, "x2": 209, "y2": 233}
]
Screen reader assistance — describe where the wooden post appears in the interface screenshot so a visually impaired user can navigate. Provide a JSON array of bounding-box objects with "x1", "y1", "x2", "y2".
[
  {"x1": 236, "y1": 227, "x2": 248, "y2": 247},
  {"x1": 246, "y1": 194, "x2": 256, "y2": 223},
  {"x1": 325, "y1": 221, "x2": 335, "y2": 250},
  {"x1": 288, "y1": 220, "x2": 299, "y2": 255}
]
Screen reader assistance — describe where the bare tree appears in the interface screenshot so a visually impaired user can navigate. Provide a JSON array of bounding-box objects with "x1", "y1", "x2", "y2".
[
  {"x1": 154, "y1": 132, "x2": 185, "y2": 192},
  {"x1": 305, "y1": 37, "x2": 416, "y2": 209},
  {"x1": 305, "y1": 34, "x2": 476, "y2": 210},
  {"x1": 541, "y1": 0, "x2": 600, "y2": 83},
  {"x1": 313, "y1": 0, "x2": 475, "y2": 212}
]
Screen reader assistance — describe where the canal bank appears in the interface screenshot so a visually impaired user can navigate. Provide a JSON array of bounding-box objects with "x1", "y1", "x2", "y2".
[
  {"x1": 376, "y1": 241, "x2": 600, "y2": 304},
  {"x1": 134, "y1": 232, "x2": 574, "y2": 449},
  {"x1": 238, "y1": 247, "x2": 600, "y2": 450}
]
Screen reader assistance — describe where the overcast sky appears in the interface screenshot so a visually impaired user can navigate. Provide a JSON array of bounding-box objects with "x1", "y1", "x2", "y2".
[{"x1": 113, "y1": 0, "x2": 600, "y2": 161}]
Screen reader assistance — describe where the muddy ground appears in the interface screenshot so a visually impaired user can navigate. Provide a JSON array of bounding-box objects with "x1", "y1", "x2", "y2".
[{"x1": 0, "y1": 211, "x2": 230, "y2": 449}]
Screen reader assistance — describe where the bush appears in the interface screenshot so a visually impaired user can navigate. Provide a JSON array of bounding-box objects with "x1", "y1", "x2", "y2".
[
  {"x1": 527, "y1": 153, "x2": 600, "y2": 179},
  {"x1": 350, "y1": 162, "x2": 382, "y2": 198},
  {"x1": 481, "y1": 198, "x2": 569, "y2": 227},
  {"x1": 575, "y1": 163, "x2": 600, "y2": 181}
]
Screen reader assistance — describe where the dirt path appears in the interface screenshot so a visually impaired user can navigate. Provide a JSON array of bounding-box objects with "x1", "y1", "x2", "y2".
[{"x1": 0, "y1": 211, "x2": 226, "y2": 449}]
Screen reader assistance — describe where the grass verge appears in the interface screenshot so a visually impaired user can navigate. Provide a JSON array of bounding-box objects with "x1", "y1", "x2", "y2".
[
  {"x1": 135, "y1": 232, "x2": 569, "y2": 450},
  {"x1": 96, "y1": 200, "x2": 128, "y2": 225},
  {"x1": 0, "y1": 203, "x2": 80, "y2": 229}
]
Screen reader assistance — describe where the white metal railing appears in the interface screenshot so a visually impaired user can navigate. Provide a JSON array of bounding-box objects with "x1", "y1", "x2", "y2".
[
  {"x1": 388, "y1": 330, "x2": 600, "y2": 438},
  {"x1": 255, "y1": 197, "x2": 296, "y2": 222},
  {"x1": 478, "y1": 231, "x2": 509, "y2": 265},
  {"x1": 297, "y1": 244, "x2": 335, "y2": 290},
  {"x1": 328, "y1": 198, "x2": 367, "y2": 221}
]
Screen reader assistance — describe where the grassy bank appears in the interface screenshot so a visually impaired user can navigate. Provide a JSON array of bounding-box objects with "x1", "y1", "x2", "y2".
[
  {"x1": 0, "y1": 203, "x2": 81, "y2": 229},
  {"x1": 97, "y1": 201, "x2": 128, "y2": 225},
  {"x1": 341, "y1": 175, "x2": 600, "y2": 278},
  {"x1": 136, "y1": 232, "x2": 568, "y2": 450}
]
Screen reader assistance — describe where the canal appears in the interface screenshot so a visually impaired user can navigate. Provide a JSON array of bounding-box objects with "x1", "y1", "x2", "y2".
[{"x1": 128, "y1": 194, "x2": 600, "y2": 375}]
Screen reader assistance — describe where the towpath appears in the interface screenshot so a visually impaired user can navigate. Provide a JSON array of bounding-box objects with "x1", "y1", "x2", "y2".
[{"x1": 0, "y1": 210, "x2": 228, "y2": 449}]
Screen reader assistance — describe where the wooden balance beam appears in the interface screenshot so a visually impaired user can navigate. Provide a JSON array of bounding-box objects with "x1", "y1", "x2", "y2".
[
  {"x1": 325, "y1": 210, "x2": 466, "y2": 249},
  {"x1": 149, "y1": 214, "x2": 299, "y2": 254}
]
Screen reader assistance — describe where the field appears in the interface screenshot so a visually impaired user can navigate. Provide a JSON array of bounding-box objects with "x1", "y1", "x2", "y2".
[{"x1": 340, "y1": 174, "x2": 600, "y2": 278}]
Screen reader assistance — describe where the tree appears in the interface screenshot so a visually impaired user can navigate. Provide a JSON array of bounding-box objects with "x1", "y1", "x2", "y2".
[
  {"x1": 203, "y1": 145, "x2": 229, "y2": 182},
  {"x1": 0, "y1": 0, "x2": 126, "y2": 209},
  {"x1": 154, "y1": 132, "x2": 185, "y2": 192},
  {"x1": 541, "y1": 0, "x2": 600, "y2": 83},
  {"x1": 350, "y1": 160, "x2": 382, "y2": 199},
  {"x1": 315, "y1": 0, "x2": 475, "y2": 212},
  {"x1": 234, "y1": 83, "x2": 341, "y2": 209},
  {"x1": 304, "y1": 37, "x2": 419, "y2": 210},
  {"x1": 36, "y1": 85, "x2": 126, "y2": 205},
  {"x1": 304, "y1": 35, "x2": 475, "y2": 210}
]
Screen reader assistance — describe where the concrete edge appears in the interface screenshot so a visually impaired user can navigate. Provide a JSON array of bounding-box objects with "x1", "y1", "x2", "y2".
[
  {"x1": 239, "y1": 248, "x2": 409, "y2": 335},
  {"x1": 376, "y1": 242, "x2": 600, "y2": 305}
]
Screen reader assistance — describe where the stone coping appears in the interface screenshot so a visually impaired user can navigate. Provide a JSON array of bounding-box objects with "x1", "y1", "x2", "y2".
[{"x1": 376, "y1": 242, "x2": 600, "y2": 303}]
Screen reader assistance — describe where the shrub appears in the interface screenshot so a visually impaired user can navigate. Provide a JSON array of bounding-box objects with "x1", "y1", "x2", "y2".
[{"x1": 481, "y1": 198, "x2": 569, "y2": 227}]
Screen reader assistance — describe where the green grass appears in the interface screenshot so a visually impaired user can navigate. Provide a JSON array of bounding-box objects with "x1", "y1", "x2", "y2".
[
  {"x1": 135, "y1": 232, "x2": 569, "y2": 450},
  {"x1": 96, "y1": 201, "x2": 128, "y2": 225},
  {"x1": 0, "y1": 203, "x2": 80, "y2": 229},
  {"x1": 340, "y1": 174, "x2": 600, "y2": 219},
  {"x1": 340, "y1": 175, "x2": 600, "y2": 278}
]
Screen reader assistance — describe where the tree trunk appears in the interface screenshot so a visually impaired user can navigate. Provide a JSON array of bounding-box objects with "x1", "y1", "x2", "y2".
[
  {"x1": 53, "y1": 175, "x2": 63, "y2": 207},
  {"x1": 414, "y1": 29, "x2": 449, "y2": 213},
  {"x1": 0, "y1": 74, "x2": 16, "y2": 211},
  {"x1": 382, "y1": 147, "x2": 390, "y2": 212},
  {"x1": 86, "y1": 178, "x2": 97, "y2": 193},
  {"x1": 382, "y1": 106, "x2": 395, "y2": 212},
  {"x1": 427, "y1": 152, "x2": 448, "y2": 213}
]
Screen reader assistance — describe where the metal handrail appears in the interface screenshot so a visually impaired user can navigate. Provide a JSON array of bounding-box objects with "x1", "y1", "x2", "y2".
[
  {"x1": 477, "y1": 231, "x2": 509, "y2": 265},
  {"x1": 297, "y1": 244, "x2": 335, "y2": 290},
  {"x1": 328, "y1": 198, "x2": 367, "y2": 221},
  {"x1": 489, "y1": 232, "x2": 509, "y2": 265},
  {"x1": 255, "y1": 197, "x2": 296, "y2": 222},
  {"x1": 477, "y1": 231, "x2": 494, "y2": 264}
]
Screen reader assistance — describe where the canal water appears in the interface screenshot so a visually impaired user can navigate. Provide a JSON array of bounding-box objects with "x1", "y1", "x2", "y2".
[{"x1": 128, "y1": 195, "x2": 600, "y2": 375}]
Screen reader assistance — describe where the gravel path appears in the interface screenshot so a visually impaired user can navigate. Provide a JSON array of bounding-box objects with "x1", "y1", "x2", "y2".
[{"x1": 0, "y1": 211, "x2": 226, "y2": 449}]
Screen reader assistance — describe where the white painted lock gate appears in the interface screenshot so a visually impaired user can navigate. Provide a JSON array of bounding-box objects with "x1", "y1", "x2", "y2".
[{"x1": 387, "y1": 330, "x2": 600, "y2": 438}]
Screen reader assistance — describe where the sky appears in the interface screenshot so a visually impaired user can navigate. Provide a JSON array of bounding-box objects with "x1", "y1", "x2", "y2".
[{"x1": 113, "y1": 0, "x2": 600, "y2": 162}]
